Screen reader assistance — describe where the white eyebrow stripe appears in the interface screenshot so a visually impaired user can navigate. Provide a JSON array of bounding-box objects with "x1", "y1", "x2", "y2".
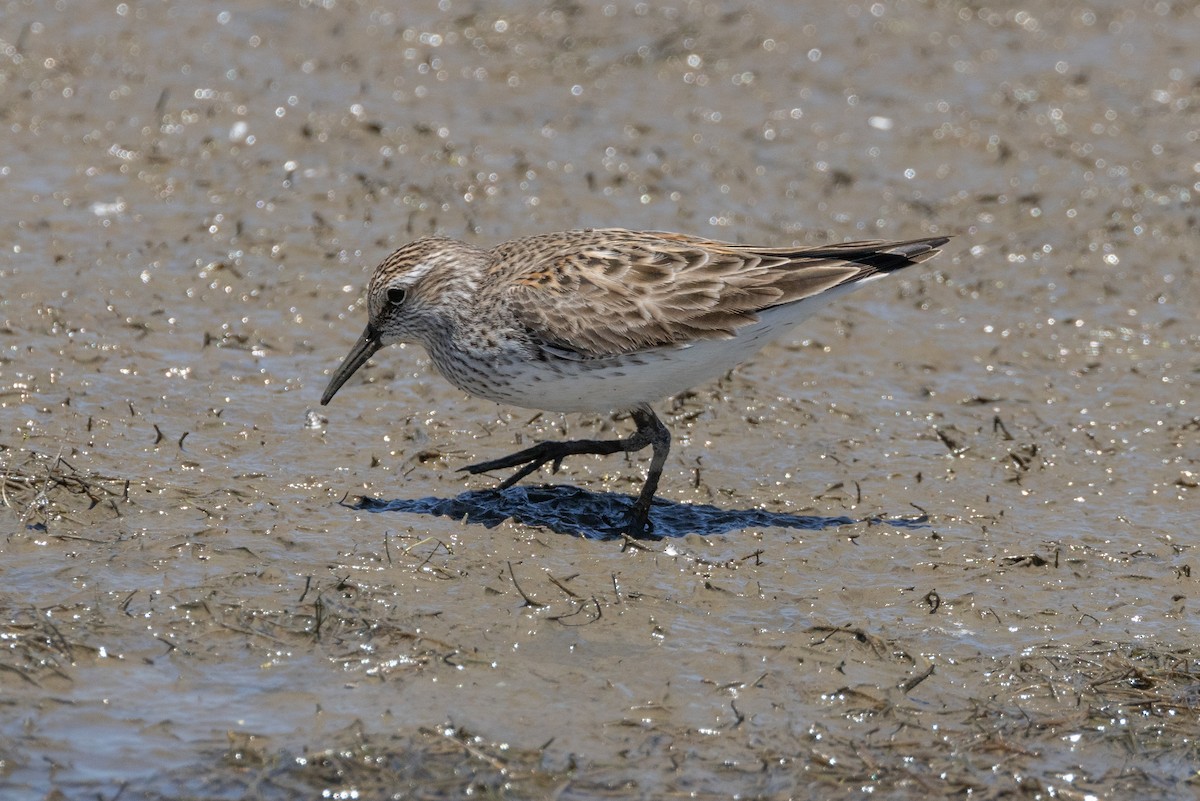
[{"x1": 398, "y1": 260, "x2": 438, "y2": 284}]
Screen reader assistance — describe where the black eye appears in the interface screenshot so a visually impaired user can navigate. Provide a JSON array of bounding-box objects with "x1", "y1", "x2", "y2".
[{"x1": 386, "y1": 287, "x2": 406, "y2": 305}]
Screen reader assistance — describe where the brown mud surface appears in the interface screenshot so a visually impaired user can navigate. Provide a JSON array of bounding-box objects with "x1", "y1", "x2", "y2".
[{"x1": 2, "y1": 2, "x2": 1198, "y2": 799}]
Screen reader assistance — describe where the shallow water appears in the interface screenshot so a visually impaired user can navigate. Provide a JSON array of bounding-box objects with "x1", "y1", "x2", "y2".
[{"x1": 2, "y1": 1, "x2": 1198, "y2": 798}]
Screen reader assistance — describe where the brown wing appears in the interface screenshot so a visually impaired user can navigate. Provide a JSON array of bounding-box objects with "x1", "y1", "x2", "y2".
[{"x1": 499, "y1": 228, "x2": 947, "y2": 359}]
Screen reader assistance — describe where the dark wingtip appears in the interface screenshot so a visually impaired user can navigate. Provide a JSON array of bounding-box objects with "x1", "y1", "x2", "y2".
[
  {"x1": 861, "y1": 235, "x2": 951, "y2": 274},
  {"x1": 887, "y1": 236, "x2": 951, "y2": 260}
]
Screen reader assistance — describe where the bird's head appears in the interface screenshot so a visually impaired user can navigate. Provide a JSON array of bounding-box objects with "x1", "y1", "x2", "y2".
[{"x1": 320, "y1": 236, "x2": 483, "y2": 405}]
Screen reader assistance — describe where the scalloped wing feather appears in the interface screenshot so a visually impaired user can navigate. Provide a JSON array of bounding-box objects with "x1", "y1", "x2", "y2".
[{"x1": 500, "y1": 229, "x2": 945, "y2": 359}]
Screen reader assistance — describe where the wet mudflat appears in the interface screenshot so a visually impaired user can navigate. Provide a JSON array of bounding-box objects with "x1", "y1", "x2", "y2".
[{"x1": 2, "y1": 1, "x2": 1198, "y2": 798}]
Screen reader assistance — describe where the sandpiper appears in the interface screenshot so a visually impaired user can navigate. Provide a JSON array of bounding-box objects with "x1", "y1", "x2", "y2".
[{"x1": 321, "y1": 228, "x2": 949, "y2": 537}]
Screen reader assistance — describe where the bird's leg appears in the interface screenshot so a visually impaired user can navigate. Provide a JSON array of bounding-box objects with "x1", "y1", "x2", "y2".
[
  {"x1": 622, "y1": 406, "x2": 670, "y2": 537},
  {"x1": 459, "y1": 405, "x2": 671, "y2": 537}
]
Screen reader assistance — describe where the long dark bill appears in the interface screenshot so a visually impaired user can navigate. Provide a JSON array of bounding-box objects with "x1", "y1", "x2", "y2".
[{"x1": 320, "y1": 325, "x2": 383, "y2": 405}]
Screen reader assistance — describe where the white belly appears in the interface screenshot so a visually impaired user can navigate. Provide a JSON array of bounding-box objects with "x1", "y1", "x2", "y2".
[{"x1": 450, "y1": 278, "x2": 883, "y2": 413}]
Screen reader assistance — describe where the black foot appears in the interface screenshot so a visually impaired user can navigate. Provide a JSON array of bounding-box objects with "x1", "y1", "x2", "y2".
[
  {"x1": 460, "y1": 405, "x2": 672, "y2": 540},
  {"x1": 460, "y1": 440, "x2": 590, "y2": 490}
]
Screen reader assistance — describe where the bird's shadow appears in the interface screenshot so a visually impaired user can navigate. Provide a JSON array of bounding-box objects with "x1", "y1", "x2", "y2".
[{"x1": 350, "y1": 484, "x2": 928, "y2": 540}]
